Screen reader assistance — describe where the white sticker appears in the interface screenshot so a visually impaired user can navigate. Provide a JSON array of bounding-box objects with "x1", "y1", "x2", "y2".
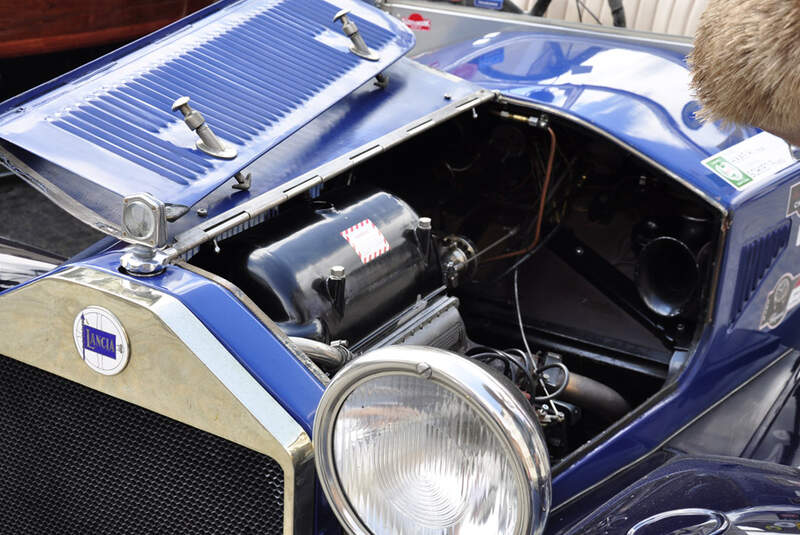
[
  {"x1": 341, "y1": 219, "x2": 390, "y2": 264},
  {"x1": 702, "y1": 132, "x2": 795, "y2": 190}
]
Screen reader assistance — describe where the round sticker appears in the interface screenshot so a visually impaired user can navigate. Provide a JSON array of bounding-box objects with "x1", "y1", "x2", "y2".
[{"x1": 73, "y1": 306, "x2": 130, "y2": 375}]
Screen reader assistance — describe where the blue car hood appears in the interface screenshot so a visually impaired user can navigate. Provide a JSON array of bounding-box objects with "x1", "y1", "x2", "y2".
[
  {"x1": 0, "y1": 0, "x2": 413, "y2": 234},
  {"x1": 417, "y1": 31, "x2": 799, "y2": 211}
]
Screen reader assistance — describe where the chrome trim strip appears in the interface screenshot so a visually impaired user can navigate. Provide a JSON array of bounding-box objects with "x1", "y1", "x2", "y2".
[
  {"x1": 626, "y1": 509, "x2": 729, "y2": 535},
  {"x1": 163, "y1": 89, "x2": 494, "y2": 261},
  {"x1": 0, "y1": 265, "x2": 313, "y2": 534},
  {"x1": 0, "y1": 147, "x2": 123, "y2": 238}
]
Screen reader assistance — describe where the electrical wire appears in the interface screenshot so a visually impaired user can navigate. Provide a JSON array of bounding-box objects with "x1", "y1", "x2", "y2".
[
  {"x1": 535, "y1": 362, "x2": 570, "y2": 401},
  {"x1": 467, "y1": 344, "x2": 569, "y2": 405},
  {"x1": 469, "y1": 351, "x2": 535, "y2": 391},
  {"x1": 513, "y1": 269, "x2": 562, "y2": 411},
  {"x1": 492, "y1": 223, "x2": 561, "y2": 282},
  {"x1": 470, "y1": 352, "x2": 512, "y2": 378},
  {"x1": 485, "y1": 126, "x2": 558, "y2": 263}
]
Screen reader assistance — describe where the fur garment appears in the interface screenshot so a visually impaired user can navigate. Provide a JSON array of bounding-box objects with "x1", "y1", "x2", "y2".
[{"x1": 689, "y1": 0, "x2": 800, "y2": 144}]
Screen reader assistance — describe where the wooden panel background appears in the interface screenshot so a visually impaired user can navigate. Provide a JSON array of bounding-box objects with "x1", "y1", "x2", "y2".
[{"x1": 0, "y1": 0, "x2": 215, "y2": 57}]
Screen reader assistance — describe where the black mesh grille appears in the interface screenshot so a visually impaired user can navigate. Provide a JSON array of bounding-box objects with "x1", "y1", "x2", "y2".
[{"x1": 0, "y1": 354, "x2": 284, "y2": 534}]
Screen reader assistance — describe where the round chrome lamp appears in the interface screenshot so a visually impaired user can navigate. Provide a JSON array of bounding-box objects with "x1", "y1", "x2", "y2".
[{"x1": 313, "y1": 346, "x2": 551, "y2": 535}]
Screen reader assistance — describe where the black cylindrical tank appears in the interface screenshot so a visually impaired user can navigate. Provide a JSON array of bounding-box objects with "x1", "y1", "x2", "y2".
[{"x1": 241, "y1": 190, "x2": 434, "y2": 343}]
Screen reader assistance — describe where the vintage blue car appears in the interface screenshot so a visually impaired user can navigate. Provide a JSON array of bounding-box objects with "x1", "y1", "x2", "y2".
[{"x1": 1, "y1": 0, "x2": 799, "y2": 533}]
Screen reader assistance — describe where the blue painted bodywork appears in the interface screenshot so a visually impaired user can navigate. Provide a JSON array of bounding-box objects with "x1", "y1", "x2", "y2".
[
  {"x1": 551, "y1": 454, "x2": 800, "y2": 534},
  {"x1": 416, "y1": 30, "x2": 800, "y2": 515},
  {"x1": 416, "y1": 31, "x2": 794, "y2": 210},
  {"x1": 169, "y1": 57, "x2": 482, "y2": 236},
  {"x1": 7, "y1": 8, "x2": 800, "y2": 534},
  {"x1": 0, "y1": 0, "x2": 413, "y2": 232}
]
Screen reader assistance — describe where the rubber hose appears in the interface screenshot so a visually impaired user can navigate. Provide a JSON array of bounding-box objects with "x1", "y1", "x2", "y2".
[{"x1": 559, "y1": 372, "x2": 631, "y2": 421}]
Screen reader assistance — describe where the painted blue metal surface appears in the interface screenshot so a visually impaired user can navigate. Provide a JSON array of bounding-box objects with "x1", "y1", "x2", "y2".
[
  {"x1": 0, "y1": 0, "x2": 413, "y2": 232},
  {"x1": 550, "y1": 455, "x2": 800, "y2": 535},
  {"x1": 8, "y1": 16, "x2": 800, "y2": 532},
  {"x1": 170, "y1": 57, "x2": 482, "y2": 236},
  {"x1": 417, "y1": 31, "x2": 800, "y2": 210},
  {"x1": 729, "y1": 220, "x2": 791, "y2": 326},
  {"x1": 0, "y1": 56, "x2": 479, "y2": 425}
]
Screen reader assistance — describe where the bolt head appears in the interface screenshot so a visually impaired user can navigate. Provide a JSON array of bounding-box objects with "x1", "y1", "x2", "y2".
[
  {"x1": 197, "y1": 207, "x2": 208, "y2": 217},
  {"x1": 416, "y1": 362, "x2": 432, "y2": 379},
  {"x1": 171, "y1": 96, "x2": 190, "y2": 112},
  {"x1": 330, "y1": 265, "x2": 346, "y2": 279}
]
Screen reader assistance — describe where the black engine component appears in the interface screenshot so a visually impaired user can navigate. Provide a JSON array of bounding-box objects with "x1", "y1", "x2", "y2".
[{"x1": 240, "y1": 190, "x2": 437, "y2": 343}]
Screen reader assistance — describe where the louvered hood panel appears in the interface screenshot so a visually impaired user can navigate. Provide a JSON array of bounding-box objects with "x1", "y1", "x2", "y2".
[{"x1": 0, "y1": 0, "x2": 413, "y2": 232}]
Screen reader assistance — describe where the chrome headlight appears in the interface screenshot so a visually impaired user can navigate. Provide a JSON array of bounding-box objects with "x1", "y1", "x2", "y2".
[{"x1": 313, "y1": 346, "x2": 551, "y2": 535}]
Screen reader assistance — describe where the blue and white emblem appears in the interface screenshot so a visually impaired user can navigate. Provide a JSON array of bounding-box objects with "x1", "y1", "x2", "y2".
[{"x1": 72, "y1": 306, "x2": 130, "y2": 375}]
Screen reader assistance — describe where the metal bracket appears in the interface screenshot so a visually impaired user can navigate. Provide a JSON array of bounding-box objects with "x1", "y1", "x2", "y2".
[{"x1": 333, "y1": 10, "x2": 380, "y2": 61}]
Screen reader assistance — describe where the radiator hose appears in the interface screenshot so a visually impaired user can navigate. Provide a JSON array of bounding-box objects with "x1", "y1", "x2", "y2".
[{"x1": 558, "y1": 372, "x2": 631, "y2": 421}]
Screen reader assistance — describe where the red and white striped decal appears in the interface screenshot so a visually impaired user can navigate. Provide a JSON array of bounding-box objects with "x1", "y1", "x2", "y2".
[{"x1": 340, "y1": 219, "x2": 390, "y2": 264}]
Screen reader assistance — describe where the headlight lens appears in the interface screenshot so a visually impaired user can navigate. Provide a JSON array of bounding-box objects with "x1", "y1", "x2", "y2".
[
  {"x1": 336, "y1": 374, "x2": 528, "y2": 533},
  {"x1": 314, "y1": 346, "x2": 551, "y2": 535},
  {"x1": 122, "y1": 200, "x2": 155, "y2": 240}
]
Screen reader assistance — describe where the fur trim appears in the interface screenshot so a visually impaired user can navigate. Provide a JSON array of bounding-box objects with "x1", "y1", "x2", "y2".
[{"x1": 689, "y1": 0, "x2": 800, "y2": 139}]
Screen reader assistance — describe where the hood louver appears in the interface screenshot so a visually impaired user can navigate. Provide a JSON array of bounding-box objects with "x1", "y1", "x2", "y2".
[
  {"x1": 729, "y1": 220, "x2": 791, "y2": 326},
  {"x1": 0, "y1": 0, "x2": 413, "y2": 234}
]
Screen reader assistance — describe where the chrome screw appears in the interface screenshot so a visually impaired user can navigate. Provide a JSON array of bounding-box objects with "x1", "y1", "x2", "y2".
[{"x1": 416, "y1": 362, "x2": 432, "y2": 379}]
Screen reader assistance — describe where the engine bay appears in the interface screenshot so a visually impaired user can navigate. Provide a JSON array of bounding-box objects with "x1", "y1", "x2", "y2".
[{"x1": 189, "y1": 101, "x2": 723, "y2": 465}]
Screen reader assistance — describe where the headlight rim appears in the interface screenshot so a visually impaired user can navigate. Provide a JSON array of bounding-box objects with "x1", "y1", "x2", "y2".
[{"x1": 313, "y1": 345, "x2": 551, "y2": 535}]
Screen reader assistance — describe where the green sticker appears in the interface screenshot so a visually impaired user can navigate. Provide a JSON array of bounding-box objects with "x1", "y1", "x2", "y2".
[
  {"x1": 701, "y1": 132, "x2": 796, "y2": 191},
  {"x1": 704, "y1": 156, "x2": 753, "y2": 188}
]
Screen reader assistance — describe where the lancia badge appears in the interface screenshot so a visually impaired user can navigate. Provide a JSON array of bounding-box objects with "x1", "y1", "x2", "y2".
[{"x1": 72, "y1": 306, "x2": 130, "y2": 375}]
